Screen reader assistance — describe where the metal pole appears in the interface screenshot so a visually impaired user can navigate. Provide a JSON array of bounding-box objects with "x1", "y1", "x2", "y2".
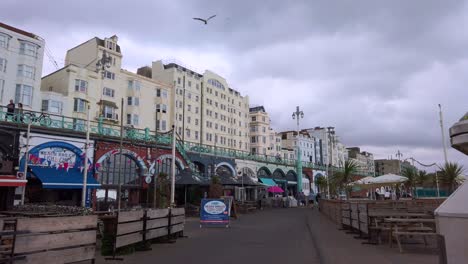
[
  {"x1": 153, "y1": 110, "x2": 158, "y2": 208},
  {"x1": 326, "y1": 130, "x2": 331, "y2": 199},
  {"x1": 436, "y1": 171, "x2": 440, "y2": 197},
  {"x1": 438, "y1": 104, "x2": 449, "y2": 164},
  {"x1": 20, "y1": 122, "x2": 31, "y2": 205},
  {"x1": 171, "y1": 125, "x2": 176, "y2": 207},
  {"x1": 81, "y1": 104, "x2": 91, "y2": 207},
  {"x1": 117, "y1": 98, "x2": 124, "y2": 212}
]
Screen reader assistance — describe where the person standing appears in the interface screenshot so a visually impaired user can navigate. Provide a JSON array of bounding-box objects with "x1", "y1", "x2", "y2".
[
  {"x1": 16, "y1": 103, "x2": 24, "y2": 123},
  {"x1": 6, "y1": 100, "x2": 15, "y2": 121}
]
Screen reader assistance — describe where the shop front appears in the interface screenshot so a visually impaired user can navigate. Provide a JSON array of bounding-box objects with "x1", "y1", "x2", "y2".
[{"x1": 19, "y1": 133, "x2": 100, "y2": 207}]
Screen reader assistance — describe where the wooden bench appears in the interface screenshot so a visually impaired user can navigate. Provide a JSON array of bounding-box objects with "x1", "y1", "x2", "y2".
[{"x1": 393, "y1": 231, "x2": 438, "y2": 253}]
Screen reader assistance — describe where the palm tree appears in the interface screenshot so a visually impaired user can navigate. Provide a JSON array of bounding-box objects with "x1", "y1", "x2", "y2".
[
  {"x1": 416, "y1": 170, "x2": 429, "y2": 186},
  {"x1": 402, "y1": 167, "x2": 418, "y2": 197},
  {"x1": 332, "y1": 160, "x2": 359, "y2": 199},
  {"x1": 440, "y1": 162, "x2": 465, "y2": 193},
  {"x1": 315, "y1": 176, "x2": 328, "y2": 194}
]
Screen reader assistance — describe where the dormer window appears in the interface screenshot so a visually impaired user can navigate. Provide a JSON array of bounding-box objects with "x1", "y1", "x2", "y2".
[{"x1": 106, "y1": 41, "x2": 115, "y2": 51}]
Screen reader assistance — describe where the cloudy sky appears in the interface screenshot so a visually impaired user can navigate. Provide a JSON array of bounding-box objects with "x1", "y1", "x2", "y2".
[{"x1": 3, "y1": 0, "x2": 468, "y2": 170}]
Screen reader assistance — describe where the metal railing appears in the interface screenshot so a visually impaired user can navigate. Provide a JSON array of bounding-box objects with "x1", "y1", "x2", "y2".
[{"x1": 0, "y1": 106, "x2": 374, "y2": 177}]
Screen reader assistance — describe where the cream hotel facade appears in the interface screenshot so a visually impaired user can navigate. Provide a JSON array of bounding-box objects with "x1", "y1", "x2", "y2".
[{"x1": 41, "y1": 35, "x2": 250, "y2": 152}]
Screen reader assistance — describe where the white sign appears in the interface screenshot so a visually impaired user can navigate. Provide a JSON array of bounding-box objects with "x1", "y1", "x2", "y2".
[
  {"x1": 203, "y1": 200, "x2": 227, "y2": 215},
  {"x1": 145, "y1": 176, "x2": 152, "y2": 184}
]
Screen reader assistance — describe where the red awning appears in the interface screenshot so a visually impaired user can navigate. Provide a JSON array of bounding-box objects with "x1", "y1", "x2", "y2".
[{"x1": 0, "y1": 175, "x2": 27, "y2": 187}]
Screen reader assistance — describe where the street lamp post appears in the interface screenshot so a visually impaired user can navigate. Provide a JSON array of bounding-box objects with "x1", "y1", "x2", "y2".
[
  {"x1": 292, "y1": 106, "x2": 304, "y2": 195},
  {"x1": 325, "y1": 127, "x2": 334, "y2": 199}
]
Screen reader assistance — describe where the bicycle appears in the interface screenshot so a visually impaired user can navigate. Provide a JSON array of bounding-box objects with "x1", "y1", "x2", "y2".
[{"x1": 23, "y1": 112, "x2": 52, "y2": 126}]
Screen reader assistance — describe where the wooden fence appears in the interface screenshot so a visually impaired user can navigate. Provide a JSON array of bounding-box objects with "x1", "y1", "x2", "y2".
[
  {"x1": 3, "y1": 215, "x2": 98, "y2": 264},
  {"x1": 112, "y1": 208, "x2": 185, "y2": 253},
  {"x1": 320, "y1": 199, "x2": 445, "y2": 235}
]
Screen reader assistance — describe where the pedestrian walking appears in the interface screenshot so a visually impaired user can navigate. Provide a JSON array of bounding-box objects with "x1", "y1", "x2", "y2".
[
  {"x1": 6, "y1": 99, "x2": 15, "y2": 121},
  {"x1": 315, "y1": 193, "x2": 321, "y2": 211}
]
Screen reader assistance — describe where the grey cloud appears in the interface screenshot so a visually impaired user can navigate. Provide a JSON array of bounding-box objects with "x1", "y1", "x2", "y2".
[{"x1": 2, "y1": 0, "x2": 468, "y2": 167}]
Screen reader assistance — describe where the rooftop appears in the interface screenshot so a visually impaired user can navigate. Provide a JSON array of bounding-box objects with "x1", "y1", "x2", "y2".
[{"x1": 0, "y1": 22, "x2": 40, "y2": 40}]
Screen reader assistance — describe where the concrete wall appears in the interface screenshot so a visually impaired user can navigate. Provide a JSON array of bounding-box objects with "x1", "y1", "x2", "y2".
[{"x1": 436, "y1": 216, "x2": 468, "y2": 264}]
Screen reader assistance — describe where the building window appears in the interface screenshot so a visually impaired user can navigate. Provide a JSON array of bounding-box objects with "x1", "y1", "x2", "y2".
[
  {"x1": 195, "y1": 118, "x2": 199, "y2": 125},
  {"x1": 195, "y1": 131, "x2": 199, "y2": 140},
  {"x1": 105, "y1": 71, "x2": 115, "y2": 80},
  {"x1": 187, "y1": 116, "x2": 191, "y2": 124},
  {"x1": 73, "y1": 98, "x2": 87, "y2": 113},
  {"x1": 188, "y1": 104, "x2": 191, "y2": 112},
  {"x1": 17, "y1": 64, "x2": 35, "y2": 79},
  {"x1": 103, "y1": 105, "x2": 117, "y2": 119},
  {"x1": 126, "y1": 114, "x2": 139, "y2": 125},
  {"x1": 177, "y1": 77, "x2": 181, "y2": 84},
  {"x1": 156, "y1": 120, "x2": 167, "y2": 131},
  {"x1": 19, "y1": 41, "x2": 38, "y2": 57},
  {"x1": 156, "y1": 104, "x2": 167, "y2": 113},
  {"x1": 74, "y1": 79, "x2": 88, "y2": 93},
  {"x1": 251, "y1": 136, "x2": 256, "y2": 143},
  {"x1": 0, "y1": 58, "x2": 6, "y2": 72},
  {"x1": 103, "y1": 87, "x2": 115, "y2": 97},
  {"x1": 0, "y1": 33, "x2": 9, "y2": 48},
  {"x1": 127, "y1": 97, "x2": 140, "y2": 106},
  {"x1": 42, "y1": 100, "x2": 62, "y2": 114},
  {"x1": 252, "y1": 116, "x2": 256, "y2": 122},
  {"x1": 195, "y1": 107, "x2": 199, "y2": 114},
  {"x1": 106, "y1": 41, "x2": 116, "y2": 50},
  {"x1": 187, "y1": 92, "x2": 192, "y2": 99},
  {"x1": 128, "y1": 80, "x2": 141, "y2": 90},
  {"x1": 15, "y1": 84, "x2": 33, "y2": 106},
  {"x1": 196, "y1": 83, "x2": 199, "y2": 90},
  {"x1": 195, "y1": 95, "x2": 199, "y2": 102},
  {"x1": 186, "y1": 129, "x2": 191, "y2": 138},
  {"x1": 188, "y1": 81, "x2": 192, "y2": 87}
]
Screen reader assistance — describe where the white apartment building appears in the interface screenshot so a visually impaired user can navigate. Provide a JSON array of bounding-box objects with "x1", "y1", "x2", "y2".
[
  {"x1": 249, "y1": 106, "x2": 282, "y2": 156},
  {"x1": 0, "y1": 22, "x2": 45, "y2": 110},
  {"x1": 41, "y1": 35, "x2": 173, "y2": 132},
  {"x1": 306, "y1": 127, "x2": 346, "y2": 167},
  {"x1": 279, "y1": 131, "x2": 316, "y2": 163},
  {"x1": 149, "y1": 61, "x2": 250, "y2": 152},
  {"x1": 347, "y1": 147, "x2": 375, "y2": 176}
]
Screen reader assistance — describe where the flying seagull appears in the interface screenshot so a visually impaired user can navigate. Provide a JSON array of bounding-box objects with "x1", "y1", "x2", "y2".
[{"x1": 193, "y1": 15, "x2": 216, "y2": 25}]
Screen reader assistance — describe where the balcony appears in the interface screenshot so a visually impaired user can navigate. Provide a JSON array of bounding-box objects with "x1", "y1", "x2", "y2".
[{"x1": 449, "y1": 112, "x2": 468, "y2": 155}]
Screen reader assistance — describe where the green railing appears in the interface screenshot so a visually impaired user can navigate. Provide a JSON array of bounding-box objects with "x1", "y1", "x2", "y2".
[{"x1": 0, "y1": 107, "x2": 373, "y2": 177}]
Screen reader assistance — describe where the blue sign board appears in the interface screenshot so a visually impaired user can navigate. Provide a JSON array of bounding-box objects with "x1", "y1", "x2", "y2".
[{"x1": 200, "y1": 199, "x2": 229, "y2": 227}]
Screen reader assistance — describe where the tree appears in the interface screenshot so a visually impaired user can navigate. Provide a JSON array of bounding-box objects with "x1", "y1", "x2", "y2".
[
  {"x1": 416, "y1": 170, "x2": 429, "y2": 186},
  {"x1": 208, "y1": 176, "x2": 223, "y2": 198},
  {"x1": 315, "y1": 176, "x2": 328, "y2": 194},
  {"x1": 402, "y1": 167, "x2": 418, "y2": 197},
  {"x1": 440, "y1": 162, "x2": 465, "y2": 193},
  {"x1": 331, "y1": 160, "x2": 359, "y2": 199}
]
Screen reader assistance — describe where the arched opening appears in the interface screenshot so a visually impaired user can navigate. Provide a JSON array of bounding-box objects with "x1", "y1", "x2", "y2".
[
  {"x1": 286, "y1": 170, "x2": 297, "y2": 182},
  {"x1": 272, "y1": 169, "x2": 286, "y2": 179},
  {"x1": 193, "y1": 161, "x2": 206, "y2": 176},
  {"x1": 257, "y1": 167, "x2": 271, "y2": 178},
  {"x1": 216, "y1": 165, "x2": 233, "y2": 177},
  {"x1": 239, "y1": 167, "x2": 255, "y2": 177}
]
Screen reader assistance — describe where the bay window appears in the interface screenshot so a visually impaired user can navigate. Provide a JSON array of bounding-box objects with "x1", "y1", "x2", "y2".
[
  {"x1": 19, "y1": 41, "x2": 38, "y2": 57},
  {"x1": 15, "y1": 84, "x2": 33, "y2": 106}
]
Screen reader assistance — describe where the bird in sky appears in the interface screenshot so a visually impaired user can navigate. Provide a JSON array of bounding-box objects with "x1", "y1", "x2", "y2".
[{"x1": 193, "y1": 15, "x2": 217, "y2": 25}]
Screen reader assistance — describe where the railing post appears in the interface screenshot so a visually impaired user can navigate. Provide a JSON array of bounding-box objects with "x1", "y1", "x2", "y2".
[
  {"x1": 61, "y1": 115, "x2": 65, "y2": 129},
  {"x1": 144, "y1": 128, "x2": 150, "y2": 141},
  {"x1": 98, "y1": 116, "x2": 103, "y2": 135}
]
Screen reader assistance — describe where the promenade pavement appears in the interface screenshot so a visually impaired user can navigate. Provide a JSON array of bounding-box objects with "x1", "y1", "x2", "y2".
[{"x1": 98, "y1": 207, "x2": 439, "y2": 264}]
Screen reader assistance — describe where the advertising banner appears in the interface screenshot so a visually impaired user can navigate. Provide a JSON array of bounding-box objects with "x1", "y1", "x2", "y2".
[{"x1": 200, "y1": 199, "x2": 229, "y2": 227}]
